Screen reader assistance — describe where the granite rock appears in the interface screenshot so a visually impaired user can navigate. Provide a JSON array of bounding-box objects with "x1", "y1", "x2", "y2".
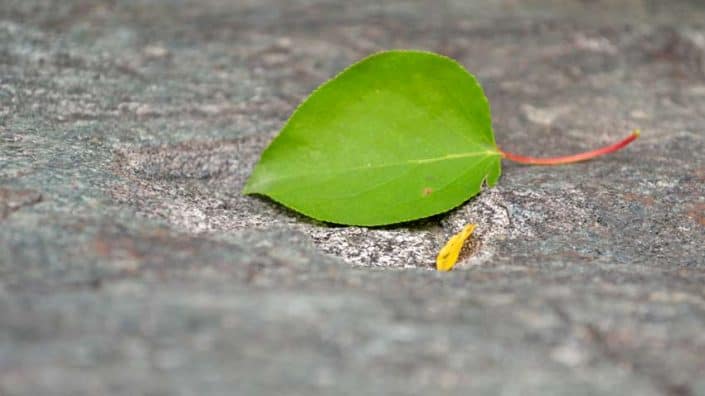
[{"x1": 1, "y1": 1, "x2": 705, "y2": 395}]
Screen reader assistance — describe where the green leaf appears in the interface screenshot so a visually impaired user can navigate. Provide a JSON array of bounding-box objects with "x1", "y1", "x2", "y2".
[{"x1": 243, "y1": 50, "x2": 502, "y2": 226}]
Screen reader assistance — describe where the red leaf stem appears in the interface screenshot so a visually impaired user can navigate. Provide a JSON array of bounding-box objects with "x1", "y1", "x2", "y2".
[{"x1": 500, "y1": 130, "x2": 640, "y2": 166}]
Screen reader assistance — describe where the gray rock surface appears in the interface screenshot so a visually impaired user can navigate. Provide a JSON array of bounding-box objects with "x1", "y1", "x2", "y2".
[{"x1": 2, "y1": 0, "x2": 705, "y2": 395}]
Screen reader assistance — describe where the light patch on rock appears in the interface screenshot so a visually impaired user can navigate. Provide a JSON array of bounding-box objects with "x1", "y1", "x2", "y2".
[{"x1": 521, "y1": 104, "x2": 572, "y2": 126}]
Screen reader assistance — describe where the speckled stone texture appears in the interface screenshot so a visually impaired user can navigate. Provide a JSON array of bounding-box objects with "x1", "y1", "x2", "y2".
[{"x1": 2, "y1": 1, "x2": 705, "y2": 395}]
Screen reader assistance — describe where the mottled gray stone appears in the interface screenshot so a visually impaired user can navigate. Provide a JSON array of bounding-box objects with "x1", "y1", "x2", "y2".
[{"x1": 1, "y1": 1, "x2": 705, "y2": 395}]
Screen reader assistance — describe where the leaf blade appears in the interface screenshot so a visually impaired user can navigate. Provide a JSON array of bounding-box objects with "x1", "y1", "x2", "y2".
[{"x1": 244, "y1": 50, "x2": 502, "y2": 226}]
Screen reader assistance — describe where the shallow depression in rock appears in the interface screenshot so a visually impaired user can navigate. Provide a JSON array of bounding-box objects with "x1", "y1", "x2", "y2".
[{"x1": 111, "y1": 135, "x2": 603, "y2": 269}]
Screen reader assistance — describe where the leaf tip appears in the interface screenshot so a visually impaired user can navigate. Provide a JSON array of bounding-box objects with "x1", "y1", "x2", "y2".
[{"x1": 241, "y1": 178, "x2": 258, "y2": 195}]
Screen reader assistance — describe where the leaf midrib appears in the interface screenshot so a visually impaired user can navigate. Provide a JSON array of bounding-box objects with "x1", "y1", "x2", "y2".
[{"x1": 247, "y1": 149, "x2": 500, "y2": 190}]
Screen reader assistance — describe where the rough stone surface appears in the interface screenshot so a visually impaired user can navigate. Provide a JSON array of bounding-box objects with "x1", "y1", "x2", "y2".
[{"x1": 2, "y1": 1, "x2": 705, "y2": 395}]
